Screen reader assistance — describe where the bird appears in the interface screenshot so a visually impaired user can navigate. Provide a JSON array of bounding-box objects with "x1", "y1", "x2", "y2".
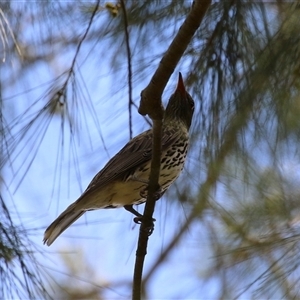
[{"x1": 43, "y1": 73, "x2": 194, "y2": 246}]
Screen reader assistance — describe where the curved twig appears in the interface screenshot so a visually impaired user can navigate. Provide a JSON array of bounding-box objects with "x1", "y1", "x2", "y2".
[
  {"x1": 62, "y1": 0, "x2": 100, "y2": 90},
  {"x1": 120, "y1": 0, "x2": 134, "y2": 140}
]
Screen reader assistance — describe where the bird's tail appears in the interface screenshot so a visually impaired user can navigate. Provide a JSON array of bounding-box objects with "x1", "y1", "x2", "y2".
[{"x1": 43, "y1": 203, "x2": 85, "y2": 246}]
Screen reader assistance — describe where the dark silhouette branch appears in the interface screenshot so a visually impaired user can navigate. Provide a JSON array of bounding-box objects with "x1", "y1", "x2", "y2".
[
  {"x1": 138, "y1": 0, "x2": 212, "y2": 120},
  {"x1": 132, "y1": 1, "x2": 211, "y2": 299},
  {"x1": 132, "y1": 119, "x2": 162, "y2": 300}
]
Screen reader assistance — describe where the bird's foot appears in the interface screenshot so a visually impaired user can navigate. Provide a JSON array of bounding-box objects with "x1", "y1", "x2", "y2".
[
  {"x1": 124, "y1": 205, "x2": 156, "y2": 235},
  {"x1": 142, "y1": 220, "x2": 155, "y2": 236},
  {"x1": 124, "y1": 205, "x2": 156, "y2": 222},
  {"x1": 133, "y1": 215, "x2": 156, "y2": 223},
  {"x1": 133, "y1": 216, "x2": 155, "y2": 236}
]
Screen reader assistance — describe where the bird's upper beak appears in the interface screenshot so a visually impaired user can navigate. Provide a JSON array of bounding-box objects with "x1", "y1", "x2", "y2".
[{"x1": 176, "y1": 72, "x2": 186, "y2": 96}]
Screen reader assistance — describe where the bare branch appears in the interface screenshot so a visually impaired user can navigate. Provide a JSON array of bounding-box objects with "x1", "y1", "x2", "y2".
[
  {"x1": 133, "y1": 1, "x2": 211, "y2": 299},
  {"x1": 138, "y1": 0, "x2": 212, "y2": 120}
]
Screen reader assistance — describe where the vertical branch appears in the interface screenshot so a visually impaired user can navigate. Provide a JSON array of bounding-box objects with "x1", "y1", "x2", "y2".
[
  {"x1": 120, "y1": 0, "x2": 134, "y2": 140},
  {"x1": 133, "y1": 1, "x2": 211, "y2": 299},
  {"x1": 132, "y1": 119, "x2": 163, "y2": 299}
]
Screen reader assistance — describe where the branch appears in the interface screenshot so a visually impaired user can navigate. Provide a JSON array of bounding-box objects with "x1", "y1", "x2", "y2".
[
  {"x1": 62, "y1": 0, "x2": 100, "y2": 90},
  {"x1": 132, "y1": 119, "x2": 162, "y2": 300},
  {"x1": 120, "y1": 0, "x2": 134, "y2": 140},
  {"x1": 132, "y1": 1, "x2": 211, "y2": 299},
  {"x1": 138, "y1": 0, "x2": 212, "y2": 120}
]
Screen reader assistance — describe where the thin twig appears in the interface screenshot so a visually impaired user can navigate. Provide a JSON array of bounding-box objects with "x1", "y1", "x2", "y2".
[
  {"x1": 120, "y1": 0, "x2": 134, "y2": 140},
  {"x1": 132, "y1": 1, "x2": 212, "y2": 299},
  {"x1": 63, "y1": 0, "x2": 100, "y2": 88}
]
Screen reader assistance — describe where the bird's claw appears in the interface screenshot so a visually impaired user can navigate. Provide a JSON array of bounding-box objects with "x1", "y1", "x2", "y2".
[
  {"x1": 134, "y1": 216, "x2": 155, "y2": 236},
  {"x1": 144, "y1": 224, "x2": 154, "y2": 236},
  {"x1": 124, "y1": 205, "x2": 156, "y2": 233},
  {"x1": 133, "y1": 216, "x2": 156, "y2": 224},
  {"x1": 133, "y1": 216, "x2": 142, "y2": 224}
]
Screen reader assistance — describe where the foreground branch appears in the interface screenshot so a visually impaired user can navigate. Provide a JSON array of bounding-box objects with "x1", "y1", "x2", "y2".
[
  {"x1": 132, "y1": 1, "x2": 211, "y2": 299},
  {"x1": 139, "y1": 0, "x2": 212, "y2": 120},
  {"x1": 132, "y1": 120, "x2": 162, "y2": 299}
]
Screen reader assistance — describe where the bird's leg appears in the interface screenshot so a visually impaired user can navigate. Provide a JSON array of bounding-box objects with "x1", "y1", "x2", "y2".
[
  {"x1": 124, "y1": 204, "x2": 156, "y2": 223},
  {"x1": 124, "y1": 204, "x2": 143, "y2": 220},
  {"x1": 124, "y1": 204, "x2": 156, "y2": 235},
  {"x1": 126, "y1": 176, "x2": 165, "y2": 235}
]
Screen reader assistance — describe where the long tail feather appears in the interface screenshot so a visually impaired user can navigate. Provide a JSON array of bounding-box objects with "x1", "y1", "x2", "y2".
[{"x1": 43, "y1": 203, "x2": 85, "y2": 246}]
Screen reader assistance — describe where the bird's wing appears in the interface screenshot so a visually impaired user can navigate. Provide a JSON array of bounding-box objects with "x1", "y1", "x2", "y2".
[{"x1": 79, "y1": 126, "x2": 182, "y2": 199}]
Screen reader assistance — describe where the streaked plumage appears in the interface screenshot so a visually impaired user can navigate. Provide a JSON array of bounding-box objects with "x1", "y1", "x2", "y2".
[{"x1": 43, "y1": 73, "x2": 194, "y2": 246}]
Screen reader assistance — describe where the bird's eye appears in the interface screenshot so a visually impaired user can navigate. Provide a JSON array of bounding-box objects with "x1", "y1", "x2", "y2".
[{"x1": 187, "y1": 95, "x2": 195, "y2": 110}]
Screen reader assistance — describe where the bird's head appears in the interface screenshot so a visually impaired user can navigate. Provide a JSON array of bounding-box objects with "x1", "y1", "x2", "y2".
[{"x1": 165, "y1": 73, "x2": 195, "y2": 130}]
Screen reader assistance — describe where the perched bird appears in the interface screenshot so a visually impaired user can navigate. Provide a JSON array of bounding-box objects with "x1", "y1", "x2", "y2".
[{"x1": 43, "y1": 73, "x2": 194, "y2": 246}]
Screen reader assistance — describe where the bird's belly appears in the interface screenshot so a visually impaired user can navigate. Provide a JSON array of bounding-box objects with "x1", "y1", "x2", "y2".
[
  {"x1": 108, "y1": 148, "x2": 187, "y2": 207},
  {"x1": 108, "y1": 168, "x2": 182, "y2": 207},
  {"x1": 109, "y1": 180, "x2": 147, "y2": 206}
]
